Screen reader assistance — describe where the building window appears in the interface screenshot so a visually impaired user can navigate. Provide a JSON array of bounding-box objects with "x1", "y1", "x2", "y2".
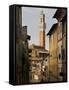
[
  {"x1": 62, "y1": 48, "x2": 65, "y2": 60},
  {"x1": 46, "y1": 59, "x2": 47, "y2": 61},
  {"x1": 58, "y1": 45, "x2": 62, "y2": 60},
  {"x1": 29, "y1": 55, "x2": 31, "y2": 57},
  {"x1": 39, "y1": 53, "x2": 42, "y2": 57},
  {"x1": 29, "y1": 49, "x2": 32, "y2": 53},
  {"x1": 59, "y1": 53, "x2": 61, "y2": 60},
  {"x1": 62, "y1": 21, "x2": 66, "y2": 34},
  {"x1": 59, "y1": 72, "x2": 63, "y2": 76}
]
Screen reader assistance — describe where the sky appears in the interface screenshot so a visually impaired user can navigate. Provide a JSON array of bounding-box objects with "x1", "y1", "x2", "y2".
[{"x1": 22, "y1": 7, "x2": 57, "y2": 49}]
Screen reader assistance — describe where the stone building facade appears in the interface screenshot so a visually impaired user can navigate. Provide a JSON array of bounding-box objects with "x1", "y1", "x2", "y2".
[
  {"x1": 53, "y1": 8, "x2": 67, "y2": 81},
  {"x1": 29, "y1": 44, "x2": 49, "y2": 82},
  {"x1": 16, "y1": 6, "x2": 30, "y2": 84},
  {"x1": 47, "y1": 23, "x2": 58, "y2": 81},
  {"x1": 47, "y1": 8, "x2": 67, "y2": 81}
]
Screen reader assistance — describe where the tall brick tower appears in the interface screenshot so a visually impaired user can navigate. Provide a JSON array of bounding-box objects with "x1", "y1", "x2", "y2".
[{"x1": 39, "y1": 10, "x2": 46, "y2": 49}]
